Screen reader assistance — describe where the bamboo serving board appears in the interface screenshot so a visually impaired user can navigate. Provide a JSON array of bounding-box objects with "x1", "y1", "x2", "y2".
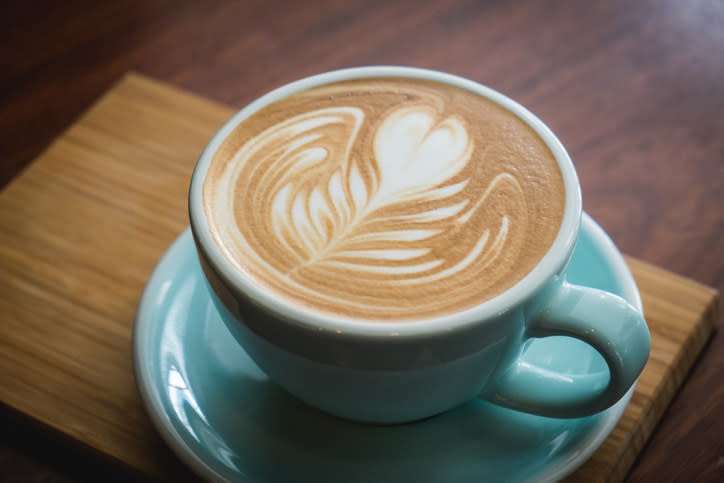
[{"x1": 0, "y1": 73, "x2": 719, "y2": 482}]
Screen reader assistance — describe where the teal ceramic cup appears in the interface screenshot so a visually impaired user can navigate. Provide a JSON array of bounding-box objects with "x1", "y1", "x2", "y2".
[{"x1": 189, "y1": 67, "x2": 651, "y2": 424}]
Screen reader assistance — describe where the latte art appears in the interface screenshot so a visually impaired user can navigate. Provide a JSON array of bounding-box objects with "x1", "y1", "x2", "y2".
[{"x1": 204, "y1": 79, "x2": 565, "y2": 321}]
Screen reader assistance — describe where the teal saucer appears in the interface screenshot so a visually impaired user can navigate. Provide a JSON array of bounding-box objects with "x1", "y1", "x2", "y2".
[{"x1": 133, "y1": 213, "x2": 641, "y2": 482}]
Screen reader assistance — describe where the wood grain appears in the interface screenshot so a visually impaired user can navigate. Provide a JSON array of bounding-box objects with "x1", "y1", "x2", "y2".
[
  {"x1": 1, "y1": 1, "x2": 722, "y2": 481},
  {"x1": 0, "y1": 73, "x2": 719, "y2": 482},
  {"x1": 0, "y1": 75, "x2": 230, "y2": 481}
]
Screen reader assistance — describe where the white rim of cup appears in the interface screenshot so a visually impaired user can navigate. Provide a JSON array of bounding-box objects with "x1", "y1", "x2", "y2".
[{"x1": 189, "y1": 66, "x2": 582, "y2": 338}]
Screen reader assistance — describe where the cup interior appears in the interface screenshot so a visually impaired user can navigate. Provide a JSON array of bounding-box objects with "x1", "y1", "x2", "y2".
[{"x1": 189, "y1": 66, "x2": 583, "y2": 337}]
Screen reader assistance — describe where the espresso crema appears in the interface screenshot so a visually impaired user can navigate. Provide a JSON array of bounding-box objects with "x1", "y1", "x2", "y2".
[{"x1": 203, "y1": 78, "x2": 565, "y2": 321}]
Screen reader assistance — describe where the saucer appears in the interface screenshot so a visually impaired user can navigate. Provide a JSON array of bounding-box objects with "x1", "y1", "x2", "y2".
[{"x1": 133, "y1": 213, "x2": 641, "y2": 482}]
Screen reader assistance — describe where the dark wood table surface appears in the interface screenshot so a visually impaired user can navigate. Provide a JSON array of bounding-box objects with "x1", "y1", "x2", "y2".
[{"x1": 1, "y1": 1, "x2": 722, "y2": 481}]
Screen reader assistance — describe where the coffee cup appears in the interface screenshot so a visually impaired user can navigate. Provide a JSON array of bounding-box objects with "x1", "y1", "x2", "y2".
[{"x1": 188, "y1": 66, "x2": 650, "y2": 423}]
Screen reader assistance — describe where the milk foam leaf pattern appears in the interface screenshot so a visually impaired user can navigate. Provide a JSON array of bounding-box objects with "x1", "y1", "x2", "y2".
[
  {"x1": 203, "y1": 78, "x2": 561, "y2": 319},
  {"x1": 251, "y1": 103, "x2": 517, "y2": 283}
]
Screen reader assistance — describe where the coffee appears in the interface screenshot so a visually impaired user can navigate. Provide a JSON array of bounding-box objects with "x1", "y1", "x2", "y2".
[{"x1": 203, "y1": 78, "x2": 565, "y2": 321}]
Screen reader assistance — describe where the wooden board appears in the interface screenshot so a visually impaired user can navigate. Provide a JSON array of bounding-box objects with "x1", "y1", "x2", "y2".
[{"x1": 0, "y1": 73, "x2": 719, "y2": 482}]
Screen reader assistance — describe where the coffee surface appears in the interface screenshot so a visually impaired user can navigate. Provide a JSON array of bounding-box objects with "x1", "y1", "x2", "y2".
[{"x1": 204, "y1": 78, "x2": 565, "y2": 321}]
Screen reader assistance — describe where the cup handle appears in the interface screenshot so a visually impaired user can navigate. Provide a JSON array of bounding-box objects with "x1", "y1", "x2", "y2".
[{"x1": 482, "y1": 280, "x2": 650, "y2": 418}]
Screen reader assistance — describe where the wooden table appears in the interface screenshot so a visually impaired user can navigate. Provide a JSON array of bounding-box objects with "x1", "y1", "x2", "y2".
[{"x1": 1, "y1": 1, "x2": 721, "y2": 481}]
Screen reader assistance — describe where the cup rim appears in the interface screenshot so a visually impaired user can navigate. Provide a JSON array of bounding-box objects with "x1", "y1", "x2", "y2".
[{"x1": 189, "y1": 66, "x2": 581, "y2": 338}]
